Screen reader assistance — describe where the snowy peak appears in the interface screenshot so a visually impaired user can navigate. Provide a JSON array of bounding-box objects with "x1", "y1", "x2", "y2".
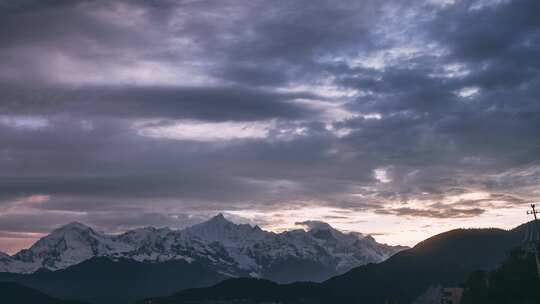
[
  {"x1": 187, "y1": 213, "x2": 236, "y2": 233},
  {"x1": 209, "y1": 213, "x2": 228, "y2": 223},
  {"x1": 1, "y1": 215, "x2": 407, "y2": 276},
  {"x1": 31, "y1": 222, "x2": 103, "y2": 249},
  {"x1": 115, "y1": 226, "x2": 171, "y2": 244},
  {"x1": 185, "y1": 214, "x2": 268, "y2": 246},
  {"x1": 12, "y1": 221, "x2": 122, "y2": 272},
  {"x1": 296, "y1": 220, "x2": 361, "y2": 245},
  {"x1": 54, "y1": 221, "x2": 94, "y2": 233},
  {"x1": 296, "y1": 220, "x2": 334, "y2": 232}
]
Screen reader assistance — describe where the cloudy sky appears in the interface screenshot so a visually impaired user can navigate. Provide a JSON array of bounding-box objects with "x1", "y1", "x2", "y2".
[{"x1": 1, "y1": 0, "x2": 539, "y2": 254}]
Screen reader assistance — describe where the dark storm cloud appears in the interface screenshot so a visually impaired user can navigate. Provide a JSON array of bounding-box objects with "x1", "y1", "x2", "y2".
[
  {"x1": 1, "y1": 0, "x2": 540, "y2": 246},
  {"x1": 0, "y1": 117, "x2": 372, "y2": 206},
  {"x1": 0, "y1": 82, "x2": 317, "y2": 121},
  {"x1": 0, "y1": 0, "x2": 146, "y2": 49},
  {"x1": 0, "y1": 119, "x2": 273, "y2": 203},
  {"x1": 429, "y1": 0, "x2": 540, "y2": 65},
  {"x1": 334, "y1": 0, "x2": 540, "y2": 168}
]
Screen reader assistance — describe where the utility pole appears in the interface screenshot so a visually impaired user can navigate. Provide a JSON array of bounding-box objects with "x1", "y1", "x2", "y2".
[
  {"x1": 526, "y1": 204, "x2": 540, "y2": 277},
  {"x1": 528, "y1": 204, "x2": 539, "y2": 221}
]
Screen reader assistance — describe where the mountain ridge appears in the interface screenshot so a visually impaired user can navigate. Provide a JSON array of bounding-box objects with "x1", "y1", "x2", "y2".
[
  {"x1": 0, "y1": 281, "x2": 87, "y2": 304},
  {"x1": 0, "y1": 257, "x2": 227, "y2": 304},
  {"x1": 0, "y1": 215, "x2": 406, "y2": 281}
]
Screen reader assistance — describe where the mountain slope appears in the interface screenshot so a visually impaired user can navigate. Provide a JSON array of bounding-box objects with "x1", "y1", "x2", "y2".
[
  {"x1": 140, "y1": 278, "x2": 324, "y2": 304},
  {"x1": 321, "y1": 227, "x2": 523, "y2": 303},
  {"x1": 1, "y1": 215, "x2": 405, "y2": 283},
  {"x1": 0, "y1": 281, "x2": 86, "y2": 304},
  {"x1": 145, "y1": 224, "x2": 527, "y2": 304},
  {"x1": 461, "y1": 247, "x2": 540, "y2": 304},
  {"x1": 13, "y1": 222, "x2": 129, "y2": 272},
  {"x1": 0, "y1": 257, "x2": 227, "y2": 304}
]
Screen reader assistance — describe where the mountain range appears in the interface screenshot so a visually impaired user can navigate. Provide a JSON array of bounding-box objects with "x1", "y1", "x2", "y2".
[
  {"x1": 2, "y1": 216, "x2": 531, "y2": 304},
  {"x1": 0, "y1": 214, "x2": 405, "y2": 303},
  {"x1": 0, "y1": 214, "x2": 405, "y2": 280}
]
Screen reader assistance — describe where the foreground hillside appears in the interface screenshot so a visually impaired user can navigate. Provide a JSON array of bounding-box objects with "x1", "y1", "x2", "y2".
[
  {"x1": 145, "y1": 224, "x2": 526, "y2": 304},
  {"x1": 461, "y1": 248, "x2": 540, "y2": 304},
  {"x1": 0, "y1": 258, "x2": 227, "y2": 304},
  {"x1": 321, "y1": 227, "x2": 522, "y2": 303},
  {"x1": 0, "y1": 281, "x2": 86, "y2": 304},
  {"x1": 141, "y1": 279, "x2": 324, "y2": 304}
]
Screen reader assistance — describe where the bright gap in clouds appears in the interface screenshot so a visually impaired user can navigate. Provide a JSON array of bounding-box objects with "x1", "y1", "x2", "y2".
[
  {"x1": 136, "y1": 120, "x2": 272, "y2": 141},
  {"x1": 374, "y1": 167, "x2": 392, "y2": 183},
  {"x1": 0, "y1": 115, "x2": 50, "y2": 130},
  {"x1": 456, "y1": 86, "x2": 480, "y2": 98},
  {"x1": 225, "y1": 199, "x2": 527, "y2": 247}
]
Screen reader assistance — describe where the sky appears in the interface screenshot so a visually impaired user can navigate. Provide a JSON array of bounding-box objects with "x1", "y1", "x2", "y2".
[{"x1": 1, "y1": 0, "x2": 540, "y2": 254}]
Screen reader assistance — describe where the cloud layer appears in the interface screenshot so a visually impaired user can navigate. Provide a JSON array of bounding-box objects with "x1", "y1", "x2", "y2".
[{"x1": 1, "y1": 0, "x2": 539, "y2": 252}]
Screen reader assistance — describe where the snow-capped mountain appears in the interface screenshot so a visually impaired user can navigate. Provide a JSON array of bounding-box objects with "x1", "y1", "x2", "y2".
[
  {"x1": 13, "y1": 222, "x2": 131, "y2": 272},
  {"x1": 0, "y1": 215, "x2": 406, "y2": 281},
  {"x1": 184, "y1": 214, "x2": 268, "y2": 246}
]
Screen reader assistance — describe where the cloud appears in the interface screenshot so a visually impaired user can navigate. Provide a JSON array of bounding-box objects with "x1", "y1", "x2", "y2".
[
  {"x1": 375, "y1": 206, "x2": 485, "y2": 219},
  {"x1": 0, "y1": 115, "x2": 50, "y2": 130},
  {"x1": 0, "y1": 83, "x2": 319, "y2": 122},
  {"x1": 295, "y1": 220, "x2": 334, "y2": 231},
  {"x1": 136, "y1": 120, "x2": 272, "y2": 141},
  {"x1": 0, "y1": 0, "x2": 539, "y2": 250}
]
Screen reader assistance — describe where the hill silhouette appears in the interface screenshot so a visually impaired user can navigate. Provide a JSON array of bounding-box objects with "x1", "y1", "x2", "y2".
[
  {"x1": 0, "y1": 281, "x2": 86, "y2": 304},
  {"x1": 0, "y1": 257, "x2": 226, "y2": 304},
  {"x1": 462, "y1": 247, "x2": 540, "y2": 304},
  {"x1": 141, "y1": 278, "x2": 324, "y2": 304},
  {"x1": 143, "y1": 225, "x2": 526, "y2": 304},
  {"x1": 321, "y1": 227, "x2": 522, "y2": 303}
]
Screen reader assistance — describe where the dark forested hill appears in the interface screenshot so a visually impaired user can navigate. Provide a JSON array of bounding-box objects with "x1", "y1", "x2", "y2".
[
  {"x1": 461, "y1": 247, "x2": 540, "y2": 304},
  {"x1": 0, "y1": 257, "x2": 227, "y2": 304},
  {"x1": 140, "y1": 278, "x2": 325, "y2": 304},
  {"x1": 321, "y1": 227, "x2": 523, "y2": 303},
  {"x1": 0, "y1": 281, "x2": 87, "y2": 304}
]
